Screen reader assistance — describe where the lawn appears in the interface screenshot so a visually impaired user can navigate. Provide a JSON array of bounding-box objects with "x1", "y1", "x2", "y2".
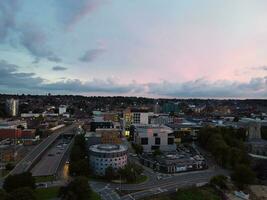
[
  {"x1": 128, "y1": 175, "x2": 148, "y2": 184},
  {"x1": 0, "y1": 170, "x2": 10, "y2": 178},
  {"x1": 142, "y1": 186, "x2": 222, "y2": 200},
  {"x1": 35, "y1": 187, "x2": 101, "y2": 200},
  {"x1": 91, "y1": 191, "x2": 101, "y2": 200},
  {"x1": 35, "y1": 186, "x2": 59, "y2": 200},
  {"x1": 35, "y1": 176, "x2": 55, "y2": 183}
]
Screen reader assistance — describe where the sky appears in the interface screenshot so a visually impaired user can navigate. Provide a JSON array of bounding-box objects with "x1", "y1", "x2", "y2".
[{"x1": 0, "y1": 0, "x2": 267, "y2": 98}]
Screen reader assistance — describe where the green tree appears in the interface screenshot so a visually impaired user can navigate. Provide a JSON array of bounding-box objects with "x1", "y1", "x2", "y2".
[
  {"x1": 69, "y1": 159, "x2": 90, "y2": 177},
  {"x1": 231, "y1": 164, "x2": 255, "y2": 189},
  {"x1": 132, "y1": 143, "x2": 143, "y2": 155},
  {"x1": 3, "y1": 172, "x2": 35, "y2": 193},
  {"x1": 118, "y1": 163, "x2": 143, "y2": 183},
  {"x1": 153, "y1": 149, "x2": 162, "y2": 157},
  {"x1": 70, "y1": 145, "x2": 84, "y2": 162},
  {"x1": 0, "y1": 189, "x2": 10, "y2": 200},
  {"x1": 5, "y1": 163, "x2": 15, "y2": 171},
  {"x1": 59, "y1": 177, "x2": 91, "y2": 200},
  {"x1": 105, "y1": 166, "x2": 117, "y2": 181},
  {"x1": 210, "y1": 175, "x2": 228, "y2": 189},
  {"x1": 9, "y1": 187, "x2": 36, "y2": 200}
]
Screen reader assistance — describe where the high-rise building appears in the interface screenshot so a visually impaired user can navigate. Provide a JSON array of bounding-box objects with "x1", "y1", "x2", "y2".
[
  {"x1": 59, "y1": 105, "x2": 67, "y2": 115},
  {"x1": 153, "y1": 102, "x2": 161, "y2": 114},
  {"x1": 5, "y1": 99, "x2": 19, "y2": 117},
  {"x1": 162, "y1": 102, "x2": 180, "y2": 114}
]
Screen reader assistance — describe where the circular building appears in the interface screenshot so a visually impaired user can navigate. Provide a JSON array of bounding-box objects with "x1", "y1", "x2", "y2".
[{"x1": 89, "y1": 144, "x2": 128, "y2": 176}]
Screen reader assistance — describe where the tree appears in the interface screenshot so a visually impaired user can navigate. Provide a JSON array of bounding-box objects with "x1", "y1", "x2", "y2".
[
  {"x1": 5, "y1": 163, "x2": 15, "y2": 171},
  {"x1": 0, "y1": 189, "x2": 10, "y2": 200},
  {"x1": 70, "y1": 145, "x2": 84, "y2": 162},
  {"x1": 69, "y1": 159, "x2": 90, "y2": 177},
  {"x1": 3, "y1": 172, "x2": 35, "y2": 193},
  {"x1": 9, "y1": 187, "x2": 36, "y2": 200},
  {"x1": 118, "y1": 163, "x2": 143, "y2": 183},
  {"x1": 231, "y1": 164, "x2": 255, "y2": 189},
  {"x1": 59, "y1": 177, "x2": 91, "y2": 200},
  {"x1": 153, "y1": 149, "x2": 162, "y2": 157},
  {"x1": 105, "y1": 166, "x2": 117, "y2": 181},
  {"x1": 132, "y1": 143, "x2": 143, "y2": 155},
  {"x1": 233, "y1": 117, "x2": 239, "y2": 122},
  {"x1": 210, "y1": 175, "x2": 228, "y2": 189}
]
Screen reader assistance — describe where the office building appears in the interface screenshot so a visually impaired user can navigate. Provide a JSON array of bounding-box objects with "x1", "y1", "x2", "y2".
[
  {"x1": 59, "y1": 105, "x2": 67, "y2": 115},
  {"x1": 133, "y1": 124, "x2": 176, "y2": 152},
  {"x1": 162, "y1": 102, "x2": 180, "y2": 114},
  {"x1": 89, "y1": 144, "x2": 128, "y2": 176},
  {"x1": 5, "y1": 99, "x2": 19, "y2": 117}
]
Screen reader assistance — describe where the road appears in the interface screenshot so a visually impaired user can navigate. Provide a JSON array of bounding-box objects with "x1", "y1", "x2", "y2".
[
  {"x1": 91, "y1": 167, "x2": 228, "y2": 200},
  {"x1": 90, "y1": 137, "x2": 229, "y2": 200},
  {"x1": 10, "y1": 124, "x2": 77, "y2": 175},
  {"x1": 31, "y1": 138, "x2": 72, "y2": 177}
]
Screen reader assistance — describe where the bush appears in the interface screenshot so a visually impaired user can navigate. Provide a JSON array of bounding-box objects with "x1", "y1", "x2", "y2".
[
  {"x1": 5, "y1": 163, "x2": 15, "y2": 171},
  {"x1": 3, "y1": 172, "x2": 35, "y2": 193},
  {"x1": 231, "y1": 164, "x2": 255, "y2": 189},
  {"x1": 10, "y1": 187, "x2": 36, "y2": 200},
  {"x1": 210, "y1": 175, "x2": 228, "y2": 189},
  {"x1": 59, "y1": 177, "x2": 91, "y2": 200}
]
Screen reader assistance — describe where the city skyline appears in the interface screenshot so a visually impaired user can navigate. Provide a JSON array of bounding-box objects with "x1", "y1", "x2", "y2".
[{"x1": 1, "y1": 0, "x2": 267, "y2": 98}]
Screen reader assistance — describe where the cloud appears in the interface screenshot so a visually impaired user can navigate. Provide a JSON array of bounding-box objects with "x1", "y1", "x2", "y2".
[
  {"x1": 146, "y1": 78, "x2": 267, "y2": 98},
  {"x1": 52, "y1": 66, "x2": 68, "y2": 71},
  {"x1": 252, "y1": 66, "x2": 267, "y2": 71},
  {"x1": 1, "y1": 60, "x2": 267, "y2": 98},
  {"x1": 79, "y1": 48, "x2": 106, "y2": 62},
  {"x1": 43, "y1": 78, "x2": 142, "y2": 93},
  {"x1": 55, "y1": 0, "x2": 107, "y2": 29},
  {"x1": 0, "y1": 0, "x2": 18, "y2": 42},
  {"x1": 0, "y1": 1, "x2": 61, "y2": 62},
  {"x1": 19, "y1": 24, "x2": 61, "y2": 62},
  {"x1": 0, "y1": 60, "x2": 44, "y2": 88}
]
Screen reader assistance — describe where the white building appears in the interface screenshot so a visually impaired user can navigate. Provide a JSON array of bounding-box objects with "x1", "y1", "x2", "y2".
[
  {"x1": 59, "y1": 105, "x2": 67, "y2": 115},
  {"x1": 89, "y1": 144, "x2": 128, "y2": 176},
  {"x1": 134, "y1": 124, "x2": 176, "y2": 152},
  {"x1": 149, "y1": 114, "x2": 173, "y2": 125},
  {"x1": 5, "y1": 99, "x2": 19, "y2": 117}
]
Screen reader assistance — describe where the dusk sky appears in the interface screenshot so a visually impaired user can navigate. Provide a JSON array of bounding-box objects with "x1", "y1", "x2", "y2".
[{"x1": 1, "y1": 0, "x2": 267, "y2": 98}]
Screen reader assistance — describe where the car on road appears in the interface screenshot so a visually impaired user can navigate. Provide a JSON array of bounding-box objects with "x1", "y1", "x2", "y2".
[{"x1": 48, "y1": 153, "x2": 54, "y2": 157}]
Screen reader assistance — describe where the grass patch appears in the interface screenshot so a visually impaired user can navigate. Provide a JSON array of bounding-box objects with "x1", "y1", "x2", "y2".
[
  {"x1": 35, "y1": 187, "x2": 59, "y2": 200},
  {"x1": 91, "y1": 191, "x2": 101, "y2": 200},
  {"x1": 35, "y1": 176, "x2": 55, "y2": 183},
  {"x1": 142, "y1": 186, "x2": 222, "y2": 200},
  {"x1": 127, "y1": 175, "x2": 148, "y2": 184},
  {"x1": 0, "y1": 170, "x2": 10, "y2": 178}
]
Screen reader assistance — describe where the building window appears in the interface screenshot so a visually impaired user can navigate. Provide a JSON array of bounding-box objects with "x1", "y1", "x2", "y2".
[
  {"x1": 155, "y1": 137, "x2": 161, "y2": 145},
  {"x1": 153, "y1": 133, "x2": 158, "y2": 137},
  {"x1": 141, "y1": 137, "x2": 148, "y2": 145}
]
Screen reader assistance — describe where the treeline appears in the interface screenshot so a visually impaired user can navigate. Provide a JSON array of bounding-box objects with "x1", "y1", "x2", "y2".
[
  {"x1": 105, "y1": 162, "x2": 144, "y2": 183},
  {"x1": 58, "y1": 134, "x2": 97, "y2": 200},
  {"x1": 69, "y1": 134, "x2": 90, "y2": 177},
  {"x1": 199, "y1": 127, "x2": 249, "y2": 168},
  {"x1": 1, "y1": 172, "x2": 36, "y2": 200},
  {"x1": 199, "y1": 127, "x2": 255, "y2": 188}
]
